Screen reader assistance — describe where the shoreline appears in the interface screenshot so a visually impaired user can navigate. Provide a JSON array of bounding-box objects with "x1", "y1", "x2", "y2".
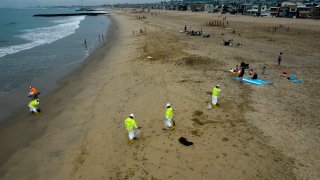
[
  {"x1": 0, "y1": 13, "x2": 110, "y2": 123},
  {"x1": 0, "y1": 14, "x2": 117, "y2": 168}
]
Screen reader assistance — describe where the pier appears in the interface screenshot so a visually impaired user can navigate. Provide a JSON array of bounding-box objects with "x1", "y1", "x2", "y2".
[{"x1": 33, "y1": 12, "x2": 108, "y2": 17}]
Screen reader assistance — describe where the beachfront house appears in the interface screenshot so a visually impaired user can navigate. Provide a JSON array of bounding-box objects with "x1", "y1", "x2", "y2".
[
  {"x1": 270, "y1": 7, "x2": 280, "y2": 17},
  {"x1": 176, "y1": 4, "x2": 188, "y2": 11},
  {"x1": 238, "y1": 3, "x2": 253, "y2": 15},
  {"x1": 205, "y1": 4, "x2": 215, "y2": 13},
  {"x1": 313, "y1": 4, "x2": 320, "y2": 19},
  {"x1": 297, "y1": 6, "x2": 320, "y2": 19},
  {"x1": 246, "y1": 5, "x2": 259, "y2": 15},
  {"x1": 221, "y1": 4, "x2": 235, "y2": 14},
  {"x1": 279, "y1": 2, "x2": 297, "y2": 17},
  {"x1": 237, "y1": 3, "x2": 269, "y2": 16}
]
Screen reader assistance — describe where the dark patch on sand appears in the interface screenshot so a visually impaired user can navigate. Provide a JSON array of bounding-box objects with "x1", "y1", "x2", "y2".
[{"x1": 193, "y1": 110, "x2": 203, "y2": 116}]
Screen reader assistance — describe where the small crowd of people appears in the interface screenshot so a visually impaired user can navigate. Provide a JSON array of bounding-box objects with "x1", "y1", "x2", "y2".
[
  {"x1": 234, "y1": 52, "x2": 283, "y2": 83},
  {"x1": 27, "y1": 86, "x2": 41, "y2": 115},
  {"x1": 232, "y1": 62, "x2": 260, "y2": 82},
  {"x1": 184, "y1": 25, "x2": 202, "y2": 36},
  {"x1": 137, "y1": 15, "x2": 146, "y2": 19},
  {"x1": 125, "y1": 102, "x2": 175, "y2": 144},
  {"x1": 207, "y1": 20, "x2": 228, "y2": 27},
  {"x1": 125, "y1": 84, "x2": 221, "y2": 144}
]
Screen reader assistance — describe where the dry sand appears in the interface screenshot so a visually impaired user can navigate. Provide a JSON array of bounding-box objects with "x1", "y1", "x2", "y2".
[{"x1": 0, "y1": 10, "x2": 319, "y2": 180}]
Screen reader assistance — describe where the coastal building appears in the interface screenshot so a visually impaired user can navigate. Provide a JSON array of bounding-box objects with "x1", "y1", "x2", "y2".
[
  {"x1": 268, "y1": 1, "x2": 320, "y2": 19},
  {"x1": 204, "y1": 4, "x2": 214, "y2": 13},
  {"x1": 238, "y1": 3, "x2": 253, "y2": 15},
  {"x1": 237, "y1": 3, "x2": 269, "y2": 16},
  {"x1": 279, "y1": 2, "x2": 297, "y2": 17},
  {"x1": 297, "y1": 5, "x2": 320, "y2": 19},
  {"x1": 115, "y1": 0, "x2": 319, "y2": 19},
  {"x1": 187, "y1": 4, "x2": 206, "y2": 11},
  {"x1": 222, "y1": 4, "x2": 235, "y2": 14},
  {"x1": 270, "y1": 7, "x2": 280, "y2": 17}
]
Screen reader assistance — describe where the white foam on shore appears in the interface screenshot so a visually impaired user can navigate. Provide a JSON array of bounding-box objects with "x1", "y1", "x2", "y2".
[{"x1": 0, "y1": 16, "x2": 85, "y2": 58}]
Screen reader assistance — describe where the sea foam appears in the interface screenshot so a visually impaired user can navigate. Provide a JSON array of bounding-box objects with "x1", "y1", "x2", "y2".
[{"x1": 0, "y1": 16, "x2": 85, "y2": 58}]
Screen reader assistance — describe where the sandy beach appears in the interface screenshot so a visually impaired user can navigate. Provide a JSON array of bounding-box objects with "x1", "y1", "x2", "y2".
[{"x1": 0, "y1": 9, "x2": 319, "y2": 180}]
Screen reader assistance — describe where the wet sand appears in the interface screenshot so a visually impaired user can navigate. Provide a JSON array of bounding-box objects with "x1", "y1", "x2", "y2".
[{"x1": 0, "y1": 10, "x2": 320, "y2": 180}]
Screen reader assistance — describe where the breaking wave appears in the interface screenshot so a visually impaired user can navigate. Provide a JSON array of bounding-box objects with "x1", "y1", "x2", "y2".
[{"x1": 0, "y1": 16, "x2": 85, "y2": 58}]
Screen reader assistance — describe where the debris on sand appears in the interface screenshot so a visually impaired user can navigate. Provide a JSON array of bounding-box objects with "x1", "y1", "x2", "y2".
[{"x1": 179, "y1": 137, "x2": 194, "y2": 146}]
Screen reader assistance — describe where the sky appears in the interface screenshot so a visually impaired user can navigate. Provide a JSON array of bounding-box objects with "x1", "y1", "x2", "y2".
[{"x1": 0, "y1": 0, "x2": 161, "y2": 8}]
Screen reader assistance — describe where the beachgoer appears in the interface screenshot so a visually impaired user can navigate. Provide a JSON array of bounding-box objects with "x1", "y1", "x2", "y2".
[
  {"x1": 28, "y1": 86, "x2": 40, "y2": 99},
  {"x1": 102, "y1": 34, "x2": 104, "y2": 41},
  {"x1": 278, "y1": 52, "x2": 282, "y2": 66},
  {"x1": 249, "y1": 69, "x2": 254, "y2": 77},
  {"x1": 84, "y1": 39, "x2": 87, "y2": 49},
  {"x1": 124, "y1": 113, "x2": 139, "y2": 144},
  {"x1": 184, "y1": 25, "x2": 187, "y2": 32},
  {"x1": 252, "y1": 72, "x2": 258, "y2": 79},
  {"x1": 212, "y1": 85, "x2": 221, "y2": 108},
  {"x1": 28, "y1": 99, "x2": 40, "y2": 115},
  {"x1": 164, "y1": 103, "x2": 174, "y2": 130},
  {"x1": 262, "y1": 66, "x2": 266, "y2": 75},
  {"x1": 233, "y1": 65, "x2": 239, "y2": 72},
  {"x1": 239, "y1": 67, "x2": 245, "y2": 83}
]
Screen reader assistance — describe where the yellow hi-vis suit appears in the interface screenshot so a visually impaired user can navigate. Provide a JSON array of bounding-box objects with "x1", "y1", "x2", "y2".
[
  {"x1": 165, "y1": 107, "x2": 173, "y2": 128},
  {"x1": 124, "y1": 117, "x2": 138, "y2": 140},
  {"x1": 212, "y1": 87, "x2": 221, "y2": 105},
  {"x1": 28, "y1": 99, "x2": 39, "y2": 113},
  {"x1": 212, "y1": 87, "x2": 220, "y2": 96},
  {"x1": 166, "y1": 107, "x2": 173, "y2": 120}
]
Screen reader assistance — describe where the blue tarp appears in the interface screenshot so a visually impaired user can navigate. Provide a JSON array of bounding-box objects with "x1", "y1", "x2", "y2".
[
  {"x1": 234, "y1": 77, "x2": 273, "y2": 85},
  {"x1": 292, "y1": 78, "x2": 302, "y2": 84},
  {"x1": 287, "y1": 75, "x2": 296, "y2": 80},
  {"x1": 287, "y1": 75, "x2": 302, "y2": 84}
]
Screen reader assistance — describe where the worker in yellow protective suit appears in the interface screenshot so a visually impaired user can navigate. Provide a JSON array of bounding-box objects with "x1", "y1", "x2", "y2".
[
  {"x1": 164, "y1": 103, "x2": 174, "y2": 130},
  {"x1": 124, "y1": 113, "x2": 139, "y2": 144},
  {"x1": 212, "y1": 85, "x2": 221, "y2": 108},
  {"x1": 28, "y1": 99, "x2": 40, "y2": 115}
]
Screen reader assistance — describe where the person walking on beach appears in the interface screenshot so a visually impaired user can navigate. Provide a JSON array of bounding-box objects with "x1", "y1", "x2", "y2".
[
  {"x1": 239, "y1": 67, "x2": 245, "y2": 83},
  {"x1": 28, "y1": 99, "x2": 40, "y2": 115},
  {"x1": 124, "y1": 113, "x2": 139, "y2": 144},
  {"x1": 262, "y1": 66, "x2": 266, "y2": 75},
  {"x1": 212, "y1": 85, "x2": 221, "y2": 108},
  {"x1": 84, "y1": 38, "x2": 87, "y2": 49},
  {"x1": 278, "y1": 52, "x2": 283, "y2": 66},
  {"x1": 164, "y1": 103, "x2": 174, "y2": 130},
  {"x1": 28, "y1": 86, "x2": 40, "y2": 99}
]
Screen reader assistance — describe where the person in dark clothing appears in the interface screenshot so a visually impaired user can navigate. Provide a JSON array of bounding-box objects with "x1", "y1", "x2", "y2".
[
  {"x1": 278, "y1": 52, "x2": 282, "y2": 66},
  {"x1": 252, "y1": 72, "x2": 258, "y2": 79},
  {"x1": 239, "y1": 67, "x2": 245, "y2": 82},
  {"x1": 262, "y1": 66, "x2": 266, "y2": 75}
]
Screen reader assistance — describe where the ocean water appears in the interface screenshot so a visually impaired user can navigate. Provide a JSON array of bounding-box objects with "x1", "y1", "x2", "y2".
[{"x1": 0, "y1": 8, "x2": 110, "y2": 121}]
